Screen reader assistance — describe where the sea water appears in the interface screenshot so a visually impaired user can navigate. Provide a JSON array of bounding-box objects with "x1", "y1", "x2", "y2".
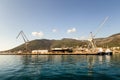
[{"x1": 0, "y1": 53, "x2": 120, "y2": 80}]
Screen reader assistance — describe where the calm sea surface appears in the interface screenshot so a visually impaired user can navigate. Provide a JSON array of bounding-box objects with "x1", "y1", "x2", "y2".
[{"x1": 0, "y1": 53, "x2": 120, "y2": 80}]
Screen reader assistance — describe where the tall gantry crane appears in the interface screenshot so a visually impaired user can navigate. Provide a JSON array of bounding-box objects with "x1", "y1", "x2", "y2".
[
  {"x1": 88, "y1": 17, "x2": 109, "y2": 51},
  {"x1": 16, "y1": 30, "x2": 29, "y2": 52}
]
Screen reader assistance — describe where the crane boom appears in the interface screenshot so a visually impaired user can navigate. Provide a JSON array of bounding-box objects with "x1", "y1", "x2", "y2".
[
  {"x1": 16, "y1": 30, "x2": 29, "y2": 52},
  {"x1": 93, "y1": 16, "x2": 109, "y2": 37},
  {"x1": 16, "y1": 31, "x2": 29, "y2": 43},
  {"x1": 88, "y1": 16, "x2": 109, "y2": 51},
  {"x1": 21, "y1": 31, "x2": 29, "y2": 42}
]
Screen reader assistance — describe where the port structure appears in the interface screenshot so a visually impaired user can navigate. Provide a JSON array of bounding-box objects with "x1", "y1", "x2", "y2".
[
  {"x1": 87, "y1": 16, "x2": 109, "y2": 52},
  {"x1": 88, "y1": 32, "x2": 96, "y2": 52},
  {"x1": 16, "y1": 30, "x2": 29, "y2": 52}
]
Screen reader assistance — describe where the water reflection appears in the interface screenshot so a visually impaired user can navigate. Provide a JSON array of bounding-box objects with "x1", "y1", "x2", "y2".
[
  {"x1": 98, "y1": 56, "x2": 103, "y2": 64},
  {"x1": 0, "y1": 54, "x2": 120, "y2": 80},
  {"x1": 19, "y1": 55, "x2": 113, "y2": 69},
  {"x1": 86, "y1": 55, "x2": 97, "y2": 76},
  {"x1": 0, "y1": 55, "x2": 22, "y2": 71},
  {"x1": 105, "y1": 55, "x2": 111, "y2": 63},
  {"x1": 19, "y1": 55, "x2": 96, "y2": 77}
]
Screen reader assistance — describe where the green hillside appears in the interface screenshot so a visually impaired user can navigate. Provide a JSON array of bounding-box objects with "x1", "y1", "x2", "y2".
[
  {"x1": 11, "y1": 39, "x2": 53, "y2": 52},
  {"x1": 95, "y1": 33, "x2": 120, "y2": 47},
  {"x1": 10, "y1": 38, "x2": 87, "y2": 52},
  {"x1": 51, "y1": 38, "x2": 87, "y2": 48}
]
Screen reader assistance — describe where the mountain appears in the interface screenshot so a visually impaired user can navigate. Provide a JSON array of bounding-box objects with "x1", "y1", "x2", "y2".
[
  {"x1": 95, "y1": 33, "x2": 120, "y2": 47},
  {"x1": 10, "y1": 33, "x2": 120, "y2": 52},
  {"x1": 10, "y1": 38, "x2": 87, "y2": 52},
  {"x1": 51, "y1": 38, "x2": 87, "y2": 48},
  {"x1": 10, "y1": 39, "x2": 53, "y2": 52}
]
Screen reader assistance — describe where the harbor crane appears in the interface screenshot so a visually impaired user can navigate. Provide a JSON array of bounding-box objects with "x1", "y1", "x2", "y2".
[
  {"x1": 88, "y1": 16, "x2": 109, "y2": 51},
  {"x1": 16, "y1": 30, "x2": 29, "y2": 52}
]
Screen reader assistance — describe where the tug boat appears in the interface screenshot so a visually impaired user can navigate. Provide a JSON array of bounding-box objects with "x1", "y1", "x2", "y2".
[
  {"x1": 105, "y1": 48, "x2": 113, "y2": 55},
  {"x1": 97, "y1": 48, "x2": 113, "y2": 55},
  {"x1": 97, "y1": 48, "x2": 105, "y2": 55}
]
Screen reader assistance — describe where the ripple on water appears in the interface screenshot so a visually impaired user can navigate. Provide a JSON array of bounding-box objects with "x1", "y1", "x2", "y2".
[{"x1": 0, "y1": 54, "x2": 120, "y2": 80}]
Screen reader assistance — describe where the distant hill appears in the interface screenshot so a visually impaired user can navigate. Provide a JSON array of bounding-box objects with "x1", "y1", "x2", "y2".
[
  {"x1": 10, "y1": 39, "x2": 53, "y2": 52},
  {"x1": 9, "y1": 33, "x2": 120, "y2": 52},
  {"x1": 95, "y1": 33, "x2": 120, "y2": 47},
  {"x1": 51, "y1": 38, "x2": 87, "y2": 48},
  {"x1": 10, "y1": 38, "x2": 87, "y2": 52}
]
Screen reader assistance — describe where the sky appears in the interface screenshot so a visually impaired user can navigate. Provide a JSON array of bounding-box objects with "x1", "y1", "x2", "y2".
[{"x1": 0, "y1": 0, "x2": 120, "y2": 51}]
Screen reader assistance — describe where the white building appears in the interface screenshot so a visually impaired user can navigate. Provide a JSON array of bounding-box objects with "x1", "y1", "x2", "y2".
[{"x1": 32, "y1": 50, "x2": 48, "y2": 54}]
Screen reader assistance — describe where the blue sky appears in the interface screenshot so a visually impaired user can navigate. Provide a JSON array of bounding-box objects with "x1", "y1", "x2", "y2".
[{"x1": 0, "y1": 0, "x2": 120, "y2": 51}]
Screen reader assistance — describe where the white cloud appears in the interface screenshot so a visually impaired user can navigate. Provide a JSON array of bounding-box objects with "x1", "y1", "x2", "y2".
[
  {"x1": 73, "y1": 36, "x2": 87, "y2": 40},
  {"x1": 52, "y1": 29, "x2": 57, "y2": 33},
  {"x1": 79, "y1": 36, "x2": 86, "y2": 40},
  {"x1": 32, "y1": 31, "x2": 44, "y2": 38},
  {"x1": 67, "y1": 28, "x2": 76, "y2": 33}
]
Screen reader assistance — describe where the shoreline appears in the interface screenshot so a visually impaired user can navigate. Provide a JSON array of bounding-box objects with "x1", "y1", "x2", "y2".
[
  {"x1": 0, "y1": 52, "x2": 119, "y2": 55},
  {"x1": 0, "y1": 53, "x2": 98, "y2": 55},
  {"x1": 0, "y1": 50, "x2": 119, "y2": 55}
]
